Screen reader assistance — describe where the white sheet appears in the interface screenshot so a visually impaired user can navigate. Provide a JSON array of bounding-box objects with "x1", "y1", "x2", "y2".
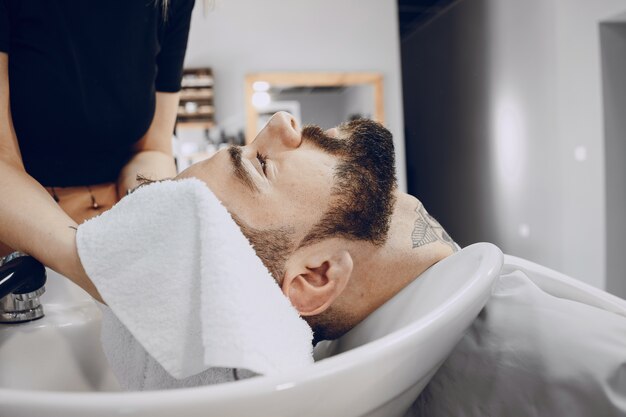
[{"x1": 408, "y1": 260, "x2": 626, "y2": 417}]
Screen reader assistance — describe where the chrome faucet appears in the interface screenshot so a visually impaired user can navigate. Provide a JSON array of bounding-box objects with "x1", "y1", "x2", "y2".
[{"x1": 0, "y1": 252, "x2": 46, "y2": 323}]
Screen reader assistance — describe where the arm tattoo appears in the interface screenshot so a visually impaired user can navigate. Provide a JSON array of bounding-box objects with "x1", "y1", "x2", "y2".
[{"x1": 411, "y1": 201, "x2": 458, "y2": 252}]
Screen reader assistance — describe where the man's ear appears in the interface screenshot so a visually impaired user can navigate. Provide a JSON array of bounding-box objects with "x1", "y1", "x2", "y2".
[{"x1": 281, "y1": 249, "x2": 353, "y2": 316}]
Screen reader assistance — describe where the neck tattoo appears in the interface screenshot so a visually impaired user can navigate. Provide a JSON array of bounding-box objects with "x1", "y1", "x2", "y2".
[{"x1": 411, "y1": 201, "x2": 458, "y2": 252}]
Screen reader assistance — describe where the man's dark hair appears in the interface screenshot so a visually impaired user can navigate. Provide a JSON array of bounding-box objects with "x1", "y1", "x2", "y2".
[{"x1": 239, "y1": 119, "x2": 397, "y2": 283}]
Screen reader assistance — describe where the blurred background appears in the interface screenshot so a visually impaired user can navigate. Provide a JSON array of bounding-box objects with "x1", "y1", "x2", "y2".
[{"x1": 174, "y1": 0, "x2": 626, "y2": 298}]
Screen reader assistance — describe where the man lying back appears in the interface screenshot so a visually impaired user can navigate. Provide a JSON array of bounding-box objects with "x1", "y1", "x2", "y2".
[
  {"x1": 196, "y1": 112, "x2": 625, "y2": 417},
  {"x1": 70, "y1": 111, "x2": 456, "y2": 343},
  {"x1": 51, "y1": 112, "x2": 626, "y2": 415},
  {"x1": 175, "y1": 111, "x2": 457, "y2": 343}
]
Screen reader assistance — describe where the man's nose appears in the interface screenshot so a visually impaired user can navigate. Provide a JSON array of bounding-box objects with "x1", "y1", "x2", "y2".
[{"x1": 267, "y1": 111, "x2": 301, "y2": 149}]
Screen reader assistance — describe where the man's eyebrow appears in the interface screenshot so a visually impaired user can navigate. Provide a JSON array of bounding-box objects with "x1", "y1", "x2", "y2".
[{"x1": 228, "y1": 146, "x2": 260, "y2": 193}]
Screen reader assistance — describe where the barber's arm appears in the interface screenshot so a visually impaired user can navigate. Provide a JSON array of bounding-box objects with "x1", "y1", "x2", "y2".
[
  {"x1": 0, "y1": 53, "x2": 103, "y2": 302},
  {"x1": 116, "y1": 92, "x2": 180, "y2": 196},
  {"x1": 116, "y1": 0, "x2": 195, "y2": 195}
]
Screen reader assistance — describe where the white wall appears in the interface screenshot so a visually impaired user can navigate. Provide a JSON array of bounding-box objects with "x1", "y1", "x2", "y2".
[
  {"x1": 402, "y1": 0, "x2": 626, "y2": 291},
  {"x1": 183, "y1": 0, "x2": 407, "y2": 190},
  {"x1": 486, "y1": 0, "x2": 563, "y2": 274},
  {"x1": 552, "y1": 0, "x2": 626, "y2": 290}
]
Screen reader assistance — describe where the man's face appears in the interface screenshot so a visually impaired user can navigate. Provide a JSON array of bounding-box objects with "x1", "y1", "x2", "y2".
[{"x1": 176, "y1": 112, "x2": 339, "y2": 243}]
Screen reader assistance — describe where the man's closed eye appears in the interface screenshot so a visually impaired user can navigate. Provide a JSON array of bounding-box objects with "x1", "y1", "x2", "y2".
[{"x1": 256, "y1": 152, "x2": 268, "y2": 175}]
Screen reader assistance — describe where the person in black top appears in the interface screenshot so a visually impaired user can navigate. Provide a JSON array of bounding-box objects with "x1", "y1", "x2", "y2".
[{"x1": 0, "y1": 0, "x2": 194, "y2": 291}]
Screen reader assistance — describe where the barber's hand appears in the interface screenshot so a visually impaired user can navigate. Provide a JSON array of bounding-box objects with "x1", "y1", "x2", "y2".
[{"x1": 116, "y1": 150, "x2": 177, "y2": 198}]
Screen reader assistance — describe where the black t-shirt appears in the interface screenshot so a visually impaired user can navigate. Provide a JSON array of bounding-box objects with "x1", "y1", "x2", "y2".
[{"x1": 0, "y1": 0, "x2": 194, "y2": 186}]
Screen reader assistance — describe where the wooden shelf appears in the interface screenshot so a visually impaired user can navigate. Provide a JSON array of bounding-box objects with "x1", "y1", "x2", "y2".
[
  {"x1": 181, "y1": 79, "x2": 213, "y2": 88},
  {"x1": 177, "y1": 68, "x2": 215, "y2": 130},
  {"x1": 176, "y1": 121, "x2": 214, "y2": 130},
  {"x1": 178, "y1": 106, "x2": 214, "y2": 115},
  {"x1": 180, "y1": 89, "x2": 213, "y2": 101}
]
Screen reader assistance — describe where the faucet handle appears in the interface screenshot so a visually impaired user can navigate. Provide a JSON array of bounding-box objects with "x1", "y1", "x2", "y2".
[{"x1": 0, "y1": 253, "x2": 46, "y2": 300}]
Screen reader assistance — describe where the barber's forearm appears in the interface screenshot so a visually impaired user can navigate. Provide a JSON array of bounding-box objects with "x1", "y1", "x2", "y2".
[
  {"x1": 117, "y1": 150, "x2": 177, "y2": 196},
  {"x1": 117, "y1": 92, "x2": 180, "y2": 195},
  {"x1": 0, "y1": 53, "x2": 101, "y2": 301},
  {"x1": 0, "y1": 160, "x2": 103, "y2": 302}
]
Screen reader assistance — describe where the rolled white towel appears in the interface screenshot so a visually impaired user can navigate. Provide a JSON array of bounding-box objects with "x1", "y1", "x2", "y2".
[{"x1": 76, "y1": 178, "x2": 313, "y2": 389}]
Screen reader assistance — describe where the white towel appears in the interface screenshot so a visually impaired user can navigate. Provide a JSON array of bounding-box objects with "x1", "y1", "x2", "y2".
[
  {"x1": 98, "y1": 304, "x2": 257, "y2": 390},
  {"x1": 76, "y1": 178, "x2": 313, "y2": 388}
]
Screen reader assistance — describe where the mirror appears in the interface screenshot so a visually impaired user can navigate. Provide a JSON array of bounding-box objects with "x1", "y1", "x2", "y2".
[{"x1": 245, "y1": 72, "x2": 385, "y2": 143}]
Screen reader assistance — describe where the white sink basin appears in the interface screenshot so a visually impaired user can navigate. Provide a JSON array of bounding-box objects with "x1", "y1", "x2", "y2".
[
  {"x1": 0, "y1": 243, "x2": 503, "y2": 417},
  {"x1": 0, "y1": 269, "x2": 120, "y2": 392}
]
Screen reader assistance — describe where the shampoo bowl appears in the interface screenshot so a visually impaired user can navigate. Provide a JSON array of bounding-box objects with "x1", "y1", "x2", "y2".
[{"x1": 0, "y1": 242, "x2": 503, "y2": 417}]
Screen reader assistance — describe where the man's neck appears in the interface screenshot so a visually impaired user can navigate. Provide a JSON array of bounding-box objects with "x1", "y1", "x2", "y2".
[{"x1": 349, "y1": 191, "x2": 457, "y2": 320}]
